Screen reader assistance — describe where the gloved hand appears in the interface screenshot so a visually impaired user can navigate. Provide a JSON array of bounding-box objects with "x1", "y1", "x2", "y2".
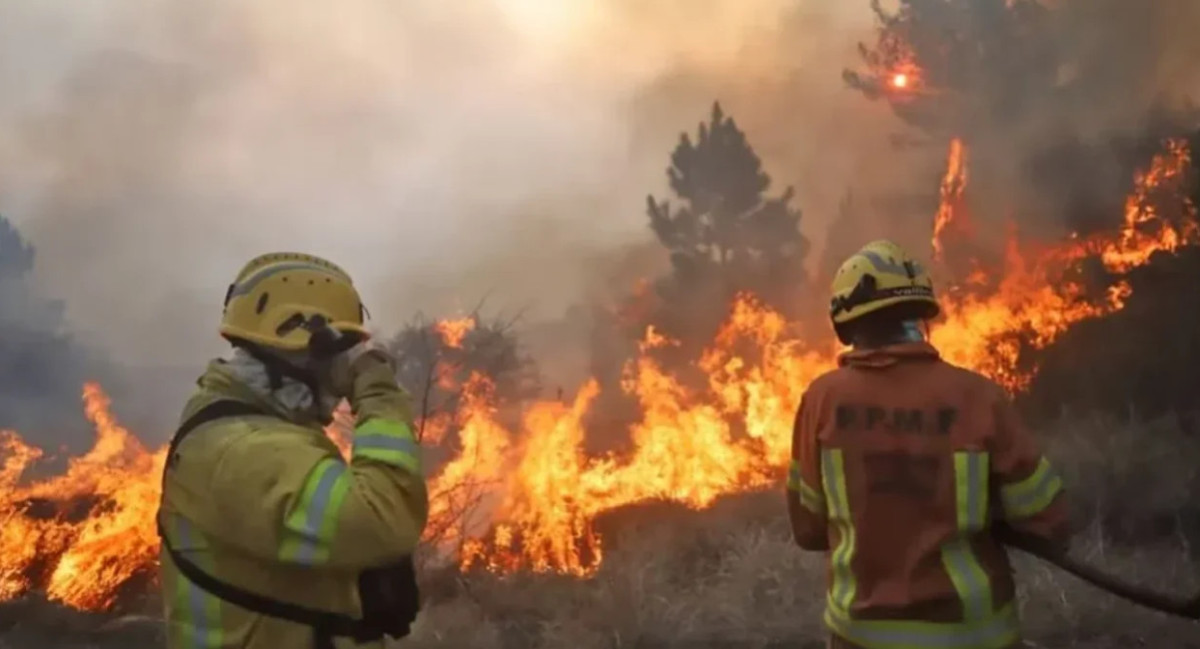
[{"x1": 327, "y1": 340, "x2": 397, "y2": 400}]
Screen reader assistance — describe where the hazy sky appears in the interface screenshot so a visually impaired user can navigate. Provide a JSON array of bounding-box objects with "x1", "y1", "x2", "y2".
[{"x1": 0, "y1": 1, "x2": 892, "y2": 369}]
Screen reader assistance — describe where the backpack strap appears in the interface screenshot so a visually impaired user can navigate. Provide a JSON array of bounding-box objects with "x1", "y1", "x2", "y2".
[
  {"x1": 165, "y1": 400, "x2": 267, "y2": 470},
  {"x1": 157, "y1": 399, "x2": 379, "y2": 642}
]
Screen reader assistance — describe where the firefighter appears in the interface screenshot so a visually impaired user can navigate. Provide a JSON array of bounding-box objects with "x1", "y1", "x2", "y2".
[
  {"x1": 157, "y1": 252, "x2": 428, "y2": 649},
  {"x1": 787, "y1": 240, "x2": 1070, "y2": 649}
]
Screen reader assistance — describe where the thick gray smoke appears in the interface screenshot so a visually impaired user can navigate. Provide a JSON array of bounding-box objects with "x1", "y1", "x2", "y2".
[
  {"x1": 0, "y1": 0, "x2": 890, "y2": 439},
  {"x1": 0, "y1": 0, "x2": 1195, "y2": 442}
]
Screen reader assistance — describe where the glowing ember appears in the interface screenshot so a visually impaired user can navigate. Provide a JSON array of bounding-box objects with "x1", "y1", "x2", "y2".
[
  {"x1": 891, "y1": 73, "x2": 909, "y2": 89},
  {"x1": 0, "y1": 140, "x2": 1195, "y2": 610}
]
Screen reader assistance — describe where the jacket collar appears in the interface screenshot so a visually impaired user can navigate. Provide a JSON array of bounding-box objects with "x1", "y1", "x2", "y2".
[
  {"x1": 838, "y1": 341, "x2": 941, "y2": 369},
  {"x1": 192, "y1": 359, "x2": 325, "y2": 429}
]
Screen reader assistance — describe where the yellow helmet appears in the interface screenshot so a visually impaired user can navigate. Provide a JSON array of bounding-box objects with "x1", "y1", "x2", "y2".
[
  {"x1": 220, "y1": 252, "x2": 369, "y2": 352},
  {"x1": 829, "y1": 239, "x2": 939, "y2": 332}
]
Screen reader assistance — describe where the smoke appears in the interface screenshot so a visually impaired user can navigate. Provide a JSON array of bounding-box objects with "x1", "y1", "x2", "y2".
[
  {"x1": 0, "y1": 0, "x2": 888, "y2": 379},
  {"x1": 5, "y1": 0, "x2": 1193, "y2": 438},
  {"x1": 1016, "y1": 0, "x2": 1200, "y2": 234}
]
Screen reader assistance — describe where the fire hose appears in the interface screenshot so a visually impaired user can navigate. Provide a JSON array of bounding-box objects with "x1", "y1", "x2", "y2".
[{"x1": 995, "y1": 526, "x2": 1200, "y2": 620}]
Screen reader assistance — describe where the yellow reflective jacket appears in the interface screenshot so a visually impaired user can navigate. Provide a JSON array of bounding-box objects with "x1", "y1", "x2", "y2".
[{"x1": 158, "y1": 359, "x2": 429, "y2": 649}]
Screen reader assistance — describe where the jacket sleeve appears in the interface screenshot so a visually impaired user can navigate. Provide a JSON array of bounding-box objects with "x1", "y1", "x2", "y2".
[
  {"x1": 988, "y1": 392, "x2": 1070, "y2": 548},
  {"x1": 206, "y1": 363, "x2": 429, "y2": 570},
  {"x1": 786, "y1": 393, "x2": 829, "y2": 551}
]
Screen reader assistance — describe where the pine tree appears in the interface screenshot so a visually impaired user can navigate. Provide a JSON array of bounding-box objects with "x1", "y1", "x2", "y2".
[{"x1": 644, "y1": 102, "x2": 809, "y2": 330}]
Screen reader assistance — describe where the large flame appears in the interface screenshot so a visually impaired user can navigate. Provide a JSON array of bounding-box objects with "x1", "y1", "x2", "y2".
[
  {"x1": 0, "y1": 139, "x2": 1195, "y2": 610},
  {"x1": 932, "y1": 137, "x2": 971, "y2": 263}
]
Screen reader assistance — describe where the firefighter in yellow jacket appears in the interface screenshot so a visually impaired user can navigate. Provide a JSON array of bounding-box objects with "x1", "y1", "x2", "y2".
[{"x1": 157, "y1": 252, "x2": 429, "y2": 649}]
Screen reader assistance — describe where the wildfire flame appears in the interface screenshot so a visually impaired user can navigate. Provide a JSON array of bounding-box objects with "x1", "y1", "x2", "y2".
[
  {"x1": 0, "y1": 140, "x2": 1195, "y2": 610},
  {"x1": 434, "y1": 317, "x2": 476, "y2": 349},
  {"x1": 932, "y1": 137, "x2": 971, "y2": 263}
]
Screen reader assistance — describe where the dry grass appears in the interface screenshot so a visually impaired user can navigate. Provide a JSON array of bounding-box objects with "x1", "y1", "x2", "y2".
[
  {"x1": 399, "y1": 415, "x2": 1200, "y2": 649},
  {"x1": 2, "y1": 415, "x2": 1198, "y2": 648}
]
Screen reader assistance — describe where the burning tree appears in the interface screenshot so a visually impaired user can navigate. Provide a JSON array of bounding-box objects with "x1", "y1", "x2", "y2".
[
  {"x1": 385, "y1": 311, "x2": 541, "y2": 570},
  {"x1": 388, "y1": 310, "x2": 540, "y2": 443},
  {"x1": 845, "y1": 0, "x2": 1200, "y2": 236},
  {"x1": 843, "y1": 0, "x2": 1055, "y2": 137},
  {"x1": 642, "y1": 102, "x2": 810, "y2": 353}
]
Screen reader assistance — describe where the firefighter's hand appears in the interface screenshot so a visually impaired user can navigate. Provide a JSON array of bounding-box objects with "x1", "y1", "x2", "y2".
[{"x1": 329, "y1": 341, "x2": 396, "y2": 399}]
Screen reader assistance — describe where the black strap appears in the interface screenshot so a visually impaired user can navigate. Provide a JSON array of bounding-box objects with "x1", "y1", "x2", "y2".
[
  {"x1": 157, "y1": 399, "x2": 380, "y2": 642},
  {"x1": 165, "y1": 400, "x2": 266, "y2": 470}
]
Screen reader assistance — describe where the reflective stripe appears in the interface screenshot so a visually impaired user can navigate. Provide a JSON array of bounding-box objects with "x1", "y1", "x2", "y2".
[
  {"x1": 172, "y1": 516, "x2": 223, "y2": 648},
  {"x1": 941, "y1": 452, "x2": 993, "y2": 622},
  {"x1": 279, "y1": 458, "x2": 351, "y2": 565},
  {"x1": 787, "y1": 459, "x2": 826, "y2": 514},
  {"x1": 353, "y1": 418, "x2": 421, "y2": 473},
  {"x1": 954, "y1": 452, "x2": 989, "y2": 532},
  {"x1": 825, "y1": 602, "x2": 1020, "y2": 649},
  {"x1": 1000, "y1": 457, "x2": 1063, "y2": 519},
  {"x1": 822, "y1": 449, "x2": 856, "y2": 611}
]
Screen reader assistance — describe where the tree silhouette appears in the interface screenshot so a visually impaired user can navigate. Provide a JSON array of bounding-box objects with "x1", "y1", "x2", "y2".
[
  {"x1": 0, "y1": 214, "x2": 102, "y2": 437},
  {"x1": 641, "y1": 102, "x2": 809, "y2": 348},
  {"x1": 843, "y1": 0, "x2": 1054, "y2": 138}
]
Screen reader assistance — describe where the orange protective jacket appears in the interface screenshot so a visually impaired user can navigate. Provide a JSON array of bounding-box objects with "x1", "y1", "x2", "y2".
[{"x1": 787, "y1": 342, "x2": 1069, "y2": 649}]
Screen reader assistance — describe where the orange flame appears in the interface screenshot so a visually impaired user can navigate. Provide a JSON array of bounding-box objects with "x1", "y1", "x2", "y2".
[
  {"x1": 932, "y1": 137, "x2": 971, "y2": 262},
  {"x1": 1098, "y1": 138, "x2": 1198, "y2": 272},
  {"x1": 0, "y1": 139, "x2": 1194, "y2": 609},
  {"x1": 0, "y1": 384, "x2": 165, "y2": 610},
  {"x1": 434, "y1": 317, "x2": 476, "y2": 349}
]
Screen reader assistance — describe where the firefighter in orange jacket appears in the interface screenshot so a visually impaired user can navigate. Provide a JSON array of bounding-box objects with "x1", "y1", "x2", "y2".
[{"x1": 787, "y1": 240, "x2": 1070, "y2": 649}]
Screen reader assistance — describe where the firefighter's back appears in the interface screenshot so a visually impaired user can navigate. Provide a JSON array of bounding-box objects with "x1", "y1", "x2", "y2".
[
  {"x1": 788, "y1": 239, "x2": 1066, "y2": 649},
  {"x1": 805, "y1": 344, "x2": 1030, "y2": 648}
]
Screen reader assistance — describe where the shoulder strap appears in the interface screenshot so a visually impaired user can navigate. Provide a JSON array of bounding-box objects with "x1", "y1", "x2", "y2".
[
  {"x1": 166, "y1": 399, "x2": 267, "y2": 469},
  {"x1": 157, "y1": 399, "x2": 378, "y2": 641},
  {"x1": 157, "y1": 516, "x2": 368, "y2": 637}
]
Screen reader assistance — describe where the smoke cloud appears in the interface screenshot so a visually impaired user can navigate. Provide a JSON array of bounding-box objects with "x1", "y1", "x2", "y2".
[
  {"x1": 0, "y1": 0, "x2": 1197, "y2": 437},
  {"x1": 0, "y1": 1, "x2": 880, "y2": 371}
]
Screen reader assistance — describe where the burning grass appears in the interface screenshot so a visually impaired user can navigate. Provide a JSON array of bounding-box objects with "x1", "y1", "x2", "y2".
[
  {"x1": 0, "y1": 138, "x2": 1196, "y2": 614},
  {"x1": 3, "y1": 414, "x2": 1194, "y2": 649},
  {"x1": 404, "y1": 414, "x2": 1200, "y2": 649}
]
